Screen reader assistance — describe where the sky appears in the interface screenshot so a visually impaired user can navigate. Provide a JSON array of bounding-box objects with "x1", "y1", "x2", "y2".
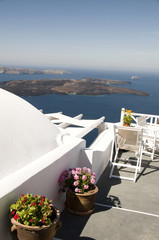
[{"x1": 0, "y1": 0, "x2": 159, "y2": 72}]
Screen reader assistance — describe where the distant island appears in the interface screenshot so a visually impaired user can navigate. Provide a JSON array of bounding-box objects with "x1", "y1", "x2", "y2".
[
  {"x1": 0, "y1": 78, "x2": 149, "y2": 96},
  {"x1": 0, "y1": 66, "x2": 70, "y2": 75}
]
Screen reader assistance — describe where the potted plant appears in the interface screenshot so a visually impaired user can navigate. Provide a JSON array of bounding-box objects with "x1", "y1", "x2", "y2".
[
  {"x1": 58, "y1": 167, "x2": 98, "y2": 215},
  {"x1": 9, "y1": 193, "x2": 61, "y2": 240},
  {"x1": 123, "y1": 109, "x2": 133, "y2": 126}
]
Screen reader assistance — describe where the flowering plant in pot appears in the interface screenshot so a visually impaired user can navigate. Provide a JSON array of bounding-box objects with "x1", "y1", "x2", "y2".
[
  {"x1": 10, "y1": 193, "x2": 61, "y2": 240},
  {"x1": 123, "y1": 109, "x2": 133, "y2": 126},
  {"x1": 58, "y1": 167, "x2": 98, "y2": 215}
]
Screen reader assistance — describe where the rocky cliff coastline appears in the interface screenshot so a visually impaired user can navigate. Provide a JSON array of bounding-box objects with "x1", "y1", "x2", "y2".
[
  {"x1": 0, "y1": 66, "x2": 69, "y2": 75},
  {"x1": 0, "y1": 78, "x2": 149, "y2": 96}
]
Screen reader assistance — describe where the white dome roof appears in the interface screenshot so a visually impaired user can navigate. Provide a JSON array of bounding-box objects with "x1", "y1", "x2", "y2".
[{"x1": 0, "y1": 89, "x2": 62, "y2": 181}]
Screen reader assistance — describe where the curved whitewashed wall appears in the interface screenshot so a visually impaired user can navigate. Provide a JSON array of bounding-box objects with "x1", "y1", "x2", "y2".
[
  {"x1": 0, "y1": 88, "x2": 114, "y2": 239},
  {"x1": 0, "y1": 89, "x2": 86, "y2": 239},
  {"x1": 0, "y1": 89, "x2": 62, "y2": 180}
]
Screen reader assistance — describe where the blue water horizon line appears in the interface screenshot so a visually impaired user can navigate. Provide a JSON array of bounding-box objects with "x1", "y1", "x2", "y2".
[{"x1": 1, "y1": 64, "x2": 159, "y2": 76}]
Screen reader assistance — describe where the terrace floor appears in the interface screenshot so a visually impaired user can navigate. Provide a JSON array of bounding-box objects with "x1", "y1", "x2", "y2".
[{"x1": 55, "y1": 151, "x2": 159, "y2": 240}]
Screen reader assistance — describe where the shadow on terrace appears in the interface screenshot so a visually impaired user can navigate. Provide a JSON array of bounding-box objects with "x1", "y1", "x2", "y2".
[{"x1": 56, "y1": 153, "x2": 159, "y2": 240}]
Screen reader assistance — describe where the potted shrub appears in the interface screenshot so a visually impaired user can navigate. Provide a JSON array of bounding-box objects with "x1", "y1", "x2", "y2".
[
  {"x1": 9, "y1": 193, "x2": 61, "y2": 240},
  {"x1": 123, "y1": 109, "x2": 133, "y2": 126},
  {"x1": 58, "y1": 167, "x2": 98, "y2": 215}
]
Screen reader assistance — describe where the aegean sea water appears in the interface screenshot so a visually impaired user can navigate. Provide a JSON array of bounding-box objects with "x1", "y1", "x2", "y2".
[{"x1": 0, "y1": 69, "x2": 159, "y2": 123}]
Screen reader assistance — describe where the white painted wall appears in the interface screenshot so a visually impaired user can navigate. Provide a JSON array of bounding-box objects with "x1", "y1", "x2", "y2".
[
  {"x1": 0, "y1": 89, "x2": 115, "y2": 239},
  {"x1": 0, "y1": 89, "x2": 87, "y2": 239},
  {"x1": 0, "y1": 135, "x2": 86, "y2": 239},
  {"x1": 0, "y1": 89, "x2": 63, "y2": 180},
  {"x1": 80, "y1": 123, "x2": 115, "y2": 182}
]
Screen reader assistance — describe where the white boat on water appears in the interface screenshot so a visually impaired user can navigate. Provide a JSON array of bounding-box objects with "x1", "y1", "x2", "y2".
[{"x1": 130, "y1": 75, "x2": 140, "y2": 79}]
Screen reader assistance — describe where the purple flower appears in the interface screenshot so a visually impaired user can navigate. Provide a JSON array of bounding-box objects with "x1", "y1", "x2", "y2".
[{"x1": 58, "y1": 175, "x2": 65, "y2": 184}]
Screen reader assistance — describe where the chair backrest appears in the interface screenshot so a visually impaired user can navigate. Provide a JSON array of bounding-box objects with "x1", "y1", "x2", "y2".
[
  {"x1": 137, "y1": 116, "x2": 147, "y2": 127},
  {"x1": 117, "y1": 126, "x2": 143, "y2": 152}
]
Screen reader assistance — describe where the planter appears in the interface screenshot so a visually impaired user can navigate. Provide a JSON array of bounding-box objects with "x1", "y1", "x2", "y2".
[
  {"x1": 65, "y1": 185, "x2": 98, "y2": 215},
  {"x1": 123, "y1": 123, "x2": 131, "y2": 127},
  {"x1": 10, "y1": 206, "x2": 62, "y2": 240}
]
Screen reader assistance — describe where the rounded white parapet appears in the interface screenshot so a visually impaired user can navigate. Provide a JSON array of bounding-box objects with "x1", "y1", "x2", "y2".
[{"x1": 0, "y1": 89, "x2": 62, "y2": 181}]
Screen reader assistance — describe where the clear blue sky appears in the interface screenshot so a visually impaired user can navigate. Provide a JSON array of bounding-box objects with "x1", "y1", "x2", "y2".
[{"x1": 0, "y1": 0, "x2": 159, "y2": 72}]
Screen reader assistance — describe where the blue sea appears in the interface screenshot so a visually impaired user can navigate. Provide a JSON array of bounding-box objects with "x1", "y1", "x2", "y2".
[{"x1": 0, "y1": 69, "x2": 159, "y2": 124}]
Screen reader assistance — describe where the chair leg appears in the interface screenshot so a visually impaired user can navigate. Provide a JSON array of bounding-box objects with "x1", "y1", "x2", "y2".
[
  {"x1": 110, "y1": 149, "x2": 142, "y2": 182},
  {"x1": 109, "y1": 148, "x2": 119, "y2": 179}
]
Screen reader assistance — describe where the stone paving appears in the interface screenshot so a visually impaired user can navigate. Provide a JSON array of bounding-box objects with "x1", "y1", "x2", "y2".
[{"x1": 55, "y1": 152, "x2": 159, "y2": 240}]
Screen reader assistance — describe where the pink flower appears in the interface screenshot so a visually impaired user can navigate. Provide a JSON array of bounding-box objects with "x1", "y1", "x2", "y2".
[
  {"x1": 82, "y1": 167, "x2": 88, "y2": 171},
  {"x1": 74, "y1": 174, "x2": 79, "y2": 180},
  {"x1": 75, "y1": 168, "x2": 81, "y2": 174},
  {"x1": 75, "y1": 188, "x2": 81, "y2": 193},
  {"x1": 87, "y1": 168, "x2": 91, "y2": 173},
  {"x1": 82, "y1": 175, "x2": 87, "y2": 180},
  {"x1": 76, "y1": 167, "x2": 81, "y2": 171},
  {"x1": 72, "y1": 169, "x2": 76, "y2": 175},
  {"x1": 73, "y1": 180, "x2": 79, "y2": 186},
  {"x1": 91, "y1": 178, "x2": 95, "y2": 184},
  {"x1": 84, "y1": 185, "x2": 89, "y2": 189}
]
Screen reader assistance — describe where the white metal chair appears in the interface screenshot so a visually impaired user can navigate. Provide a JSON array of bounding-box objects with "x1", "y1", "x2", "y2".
[
  {"x1": 137, "y1": 116, "x2": 159, "y2": 160},
  {"x1": 142, "y1": 127, "x2": 159, "y2": 160},
  {"x1": 109, "y1": 126, "x2": 143, "y2": 182}
]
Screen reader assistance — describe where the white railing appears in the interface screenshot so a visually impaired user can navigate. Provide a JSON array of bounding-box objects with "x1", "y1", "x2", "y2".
[{"x1": 120, "y1": 108, "x2": 159, "y2": 127}]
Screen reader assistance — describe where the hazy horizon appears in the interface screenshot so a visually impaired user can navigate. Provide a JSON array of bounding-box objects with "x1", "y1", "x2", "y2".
[{"x1": 1, "y1": 0, "x2": 159, "y2": 73}]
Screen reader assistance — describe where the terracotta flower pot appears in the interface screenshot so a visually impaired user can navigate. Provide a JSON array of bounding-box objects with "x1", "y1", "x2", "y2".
[
  {"x1": 123, "y1": 123, "x2": 131, "y2": 126},
  {"x1": 10, "y1": 206, "x2": 62, "y2": 240},
  {"x1": 65, "y1": 185, "x2": 98, "y2": 215}
]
